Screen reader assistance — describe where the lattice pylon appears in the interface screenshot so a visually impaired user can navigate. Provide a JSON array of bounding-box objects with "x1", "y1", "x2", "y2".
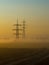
[
  {"x1": 23, "y1": 20, "x2": 25, "y2": 38},
  {"x1": 13, "y1": 19, "x2": 26, "y2": 39}
]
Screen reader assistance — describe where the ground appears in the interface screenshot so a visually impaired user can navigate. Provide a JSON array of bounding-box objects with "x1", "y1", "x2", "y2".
[{"x1": 0, "y1": 48, "x2": 49, "y2": 65}]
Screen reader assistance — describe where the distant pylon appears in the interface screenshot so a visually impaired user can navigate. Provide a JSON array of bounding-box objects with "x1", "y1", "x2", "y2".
[
  {"x1": 13, "y1": 18, "x2": 26, "y2": 39},
  {"x1": 23, "y1": 20, "x2": 25, "y2": 38}
]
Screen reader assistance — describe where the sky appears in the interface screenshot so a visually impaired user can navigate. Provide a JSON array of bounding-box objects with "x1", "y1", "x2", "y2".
[{"x1": 0, "y1": 0, "x2": 49, "y2": 44}]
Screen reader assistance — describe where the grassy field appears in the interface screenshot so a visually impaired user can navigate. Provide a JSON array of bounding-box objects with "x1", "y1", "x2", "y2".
[{"x1": 0, "y1": 48, "x2": 49, "y2": 65}]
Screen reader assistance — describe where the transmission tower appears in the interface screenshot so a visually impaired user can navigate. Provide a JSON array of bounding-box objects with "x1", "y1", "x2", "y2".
[
  {"x1": 23, "y1": 20, "x2": 25, "y2": 38},
  {"x1": 13, "y1": 19, "x2": 26, "y2": 39}
]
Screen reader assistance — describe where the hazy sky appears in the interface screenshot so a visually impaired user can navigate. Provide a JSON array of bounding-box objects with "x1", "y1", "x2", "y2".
[{"x1": 0, "y1": 0, "x2": 49, "y2": 43}]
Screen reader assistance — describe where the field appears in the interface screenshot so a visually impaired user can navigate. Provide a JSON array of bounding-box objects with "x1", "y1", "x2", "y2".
[{"x1": 0, "y1": 48, "x2": 49, "y2": 65}]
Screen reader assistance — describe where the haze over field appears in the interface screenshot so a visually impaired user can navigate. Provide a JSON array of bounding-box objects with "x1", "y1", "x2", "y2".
[{"x1": 0, "y1": 0, "x2": 49, "y2": 48}]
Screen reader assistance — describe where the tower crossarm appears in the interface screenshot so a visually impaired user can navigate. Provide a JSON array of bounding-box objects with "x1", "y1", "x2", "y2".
[
  {"x1": 12, "y1": 29, "x2": 23, "y2": 31},
  {"x1": 13, "y1": 33, "x2": 22, "y2": 35},
  {"x1": 13, "y1": 24, "x2": 22, "y2": 26}
]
